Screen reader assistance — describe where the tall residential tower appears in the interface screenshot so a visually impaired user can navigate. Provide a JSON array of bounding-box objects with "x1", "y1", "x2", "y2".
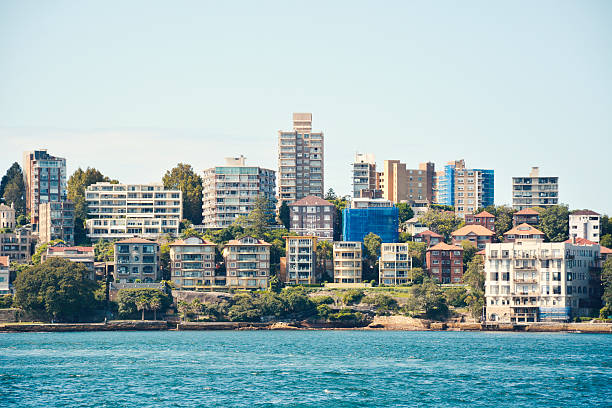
[{"x1": 278, "y1": 113, "x2": 324, "y2": 202}]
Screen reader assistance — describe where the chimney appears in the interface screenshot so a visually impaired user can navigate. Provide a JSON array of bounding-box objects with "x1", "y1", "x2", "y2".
[{"x1": 530, "y1": 167, "x2": 540, "y2": 177}]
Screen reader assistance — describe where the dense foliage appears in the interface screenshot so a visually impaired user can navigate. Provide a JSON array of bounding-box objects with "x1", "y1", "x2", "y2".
[
  {"x1": 117, "y1": 288, "x2": 172, "y2": 320},
  {"x1": 162, "y1": 163, "x2": 203, "y2": 225},
  {"x1": 13, "y1": 258, "x2": 97, "y2": 322},
  {"x1": 0, "y1": 162, "x2": 25, "y2": 215},
  {"x1": 418, "y1": 209, "x2": 463, "y2": 241},
  {"x1": 537, "y1": 205, "x2": 569, "y2": 242},
  {"x1": 600, "y1": 258, "x2": 612, "y2": 318}
]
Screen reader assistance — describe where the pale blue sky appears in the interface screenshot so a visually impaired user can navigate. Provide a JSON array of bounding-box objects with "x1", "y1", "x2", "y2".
[{"x1": 1, "y1": 1, "x2": 611, "y2": 212}]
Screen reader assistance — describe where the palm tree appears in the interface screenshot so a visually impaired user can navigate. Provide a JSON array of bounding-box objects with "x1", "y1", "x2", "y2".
[
  {"x1": 149, "y1": 296, "x2": 162, "y2": 321},
  {"x1": 135, "y1": 296, "x2": 148, "y2": 321},
  {"x1": 177, "y1": 300, "x2": 190, "y2": 322}
]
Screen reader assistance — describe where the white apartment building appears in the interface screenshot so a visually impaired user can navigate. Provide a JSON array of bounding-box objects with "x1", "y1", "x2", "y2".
[
  {"x1": 353, "y1": 153, "x2": 377, "y2": 198},
  {"x1": 0, "y1": 204, "x2": 16, "y2": 229},
  {"x1": 22, "y1": 149, "x2": 67, "y2": 226},
  {"x1": 278, "y1": 113, "x2": 324, "y2": 202},
  {"x1": 284, "y1": 236, "x2": 318, "y2": 285},
  {"x1": 569, "y1": 210, "x2": 600, "y2": 243},
  {"x1": 379, "y1": 243, "x2": 413, "y2": 285},
  {"x1": 170, "y1": 236, "x2": 219, "y2": 289},
  {"x1": 85, "y1": 182, "x2": 182, "y2": 241},
  {"x1": 201, "y1": 156, "x2": 276, "y2": 229},
  {"x1": 333, "y1": 241, "x2": 362, "y2": 284},
  {"x1": 350, "y1": 198, "x2": 394, "y2": 209},
  {"x1": 512, "y1": 167, "x2": 559, "y2": 210},
  {"x1": 484, "y1": 240, "x2": 601, "y2": 323}
]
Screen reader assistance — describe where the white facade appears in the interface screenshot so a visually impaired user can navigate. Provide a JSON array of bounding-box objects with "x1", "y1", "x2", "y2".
[
  {"x1": 0, "y1": 204, "x2": 15, "y2": 229},
  {"x1": 569, "y1": 211, "x2": 600, "y2": 243},
  {"x1": 333, "y1": 241, "x2": 362, "y2": 284},
  {"x1": 86, "y1": 182, "x2": 182, "y2": 241},
  {"x1": 352, "y1": 153, "x2": 377, "y2": 198},
  {"x1": 379, "y1": 243, "x2": 413, "y2": 285},
  {"x1": 350, "y1": 198, "x2": 394, "y2": 209},
  {"x1": 0, "y1": 256, "x2": 9, "y2": 294},
  {"x1": 484, "y1": 241, "x2": 601, "y2": 323},
  {"x1": 223, "y1": 237, "x2": 270, "y2": 289},
  {"x1": 201, "y1": 156, "x2": 276, "y2": 229},
  {"x1": 278, "y1": 113, "x2": 324, "y2": 202},
  {"x1": 285, "y1": 236, "x2": 317, "y2": 285},
  {"x1": 170, "y1": 237, "x2": 218, "y2": 289},
  {"x1": 512, "y1": 167, "x2": 559, "y2": 210}
]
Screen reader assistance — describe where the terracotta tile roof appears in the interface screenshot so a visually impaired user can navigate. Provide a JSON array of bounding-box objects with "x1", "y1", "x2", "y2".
[
  {"x1": 476, "y1": 249, "x2": 486, "y2": 256},
  {"x1": 504, "y1": 223, "x2": 544, "y2": 236},
  {"x1": 473, "y1": 210, "x2": 495, "y2": 218},
  {"x1": 48, "y1": 246, "x2": 94, "y2": 253},
  {"x1": 288, "y1": 196, "x2": 334, "y2": 207},
  {"x1": 416, "y1": 229, "x2": 443, "y2": 238},
  {"x1": 428, "y1": 242, "x2": 463, "y2": 251},
  {"x1": 451, "y1": 225, "x2": 494, "y2": 237},
  {"x1": 514, "y1": 208, "x2": 540, "y2": 216},
  {"x1": 0, "y1": 256, "x2": 9, "y2": 267},
  {"x1": 170, "y1": 237, "x2": 215, "y2": 246},
  {"x1": 225, "y1": 236, "x2": 271, "y2": 246},
  {"x1": 600, "y1": 246, "x2": 612, "y2": 254},
  {"x1": 115, "y1": 238, "x2": 158, "y2": 244},
  {"x1": 563, "y1": 237, "x2": 598, "y2": 246},
  {"x1": 571, "y1": 210, "x2": 600, "y2": 216}
]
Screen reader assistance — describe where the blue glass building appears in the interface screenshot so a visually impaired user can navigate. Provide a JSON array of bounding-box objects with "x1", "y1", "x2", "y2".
[
  {"x1": 342, "y1": 207, "x2": 399, "y2": 243},
  {"x1": 435, "y1": 160, "x2": 494, "y2": 211}
]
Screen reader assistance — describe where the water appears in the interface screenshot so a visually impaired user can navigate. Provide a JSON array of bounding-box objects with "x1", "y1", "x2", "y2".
[{"x1": 0, "y1": 330, "x2": 611, "y2": 407}]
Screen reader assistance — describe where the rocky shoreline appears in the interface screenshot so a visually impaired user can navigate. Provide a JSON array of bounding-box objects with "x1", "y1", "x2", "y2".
[{"x1": 1, "y1": 316, "x2": 611, "y2": 333}]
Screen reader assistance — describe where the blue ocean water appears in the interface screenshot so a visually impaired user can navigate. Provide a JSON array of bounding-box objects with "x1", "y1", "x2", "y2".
[{"x1": 0, "y1": 330, "x2": 611, "y2": 407}]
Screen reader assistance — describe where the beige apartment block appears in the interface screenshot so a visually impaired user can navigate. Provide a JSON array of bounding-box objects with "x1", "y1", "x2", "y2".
[
  {"x1": 170, "y1": 236, "x2": 219, "y2": 289},
  {"x1": 380, "y1": 160, "x2": 435, "y2": 204},
  {"x1": 284, "y1": 236, "x2": 318, "y2": 285},
  {"x1": 333, "y1": 241, "x2": 362, "y2": 284},
  {"x1": 201, "y1": 156, "x2": 276, "y2": 229},
  {"x1": 86, "y1": 182, "x2": 182, "y2": 241},
  {"x1": 378, "y1": 243, "x2": 413, "y2": 285},
  {"x1": 512, "y1": 167, "x2": 559, "y2": 210},
  {"x1": 38, "y1": 201, "x2": 75, "y2": 245},
  {"x1": 484, "y1": 240, "x2": 601, "y2": 323},
  {"x1": 0, "y1": 226, "x2": 35, "y2": 264},
  {"x1": 0, "y1": 204, "x2": 16, "y2": 229},
  {"x1": 278, "y1": 113, "x2": 324, "y2": 202},
  {"x1": 353, "y1": 153, "x2": 380, "y2": 198},
  {"x1": 223, "y1": 236, "x2": 271, "y2": 289},
  {"x1": 113, "y1": 238, "x2": 161, "y2": 283}
]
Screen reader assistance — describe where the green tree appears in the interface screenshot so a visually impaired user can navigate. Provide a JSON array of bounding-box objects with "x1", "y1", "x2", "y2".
[
  {"x1": 600, "y1": 234, "x2": 612, "y2": 249},
  {"x1": 13, "y1": 258, "x2": 97, "y2": 322},
  {"x1": 328, "y1": 196, "x2": 348, "y2": 241},
  {"x1": 135, "y1": 295, "x2": 149, "y2": 320},
  {"x1": 228, "y1": 294, "x2": 264, "y2": 322},
  {"x1": 407, "y1": 278, "x2": 449, "y2": 320},
  {"x1": 601, "y1": 215, "x2": 612, "y2": 237},
  {"x1": 316, "y1": 240, "x2": 333, "y2": 281},
  {"x1": 398, "y1": 232, "x2": 412, "y2": 243},
  {"x1": 396, "y1": 202, "x2": 414, "y2": 223},
  {"x1": 0, "y1": 163, "x2": 22, "y2": 200},
  {"x1": 324, "y1": 188, "x2": 338, "y2": 201},
  {"x1": 463, "y1": 256, "x2": 485, "y2": 319},
  {"x1": 268, "y1": 275, "x2": 283, "y2": 293},
  {"x1": 484, "y1": 205, "x2": 515, "y2": 241},
  {"x1": 241, "y1": 196, "x2": 275, "y2": 239},
  {"x1": 444, "y1": 287, "x2": 468, "y2": 307},
  {"x1": 68, "y1": 167, "x2": 115, "y2": 245},
  {"x1": 0, "y1": 163, "x2": 25, "y2": 215},
  {"x1": 538, "y1": 205, "x2": 570, "y2": 242},
  {"x1": 159, "y1": 243, "x2": 171, "y2": 281},
  {"x1": 180, "y1": 227, "x2": 203, "y2": 239},
  {"x1": 418, "y1": 209, "x2": 463, "y2": 241},
  {"x1": 409, "y1": 267, "x2": 426, "y2": 284},
  {"x1": 600, "y1": 258, "x2": 612, "y2": 318},
  {"x1": 149, "y1": 296, "x2": 162, "y2": 320},
  {"x1": 162, "y1": 163, "x2": 203, "y2": 225},
  {"x1": 342, "y1": 289, "x2": 364, "y2": 305},
  {"x1": 407, "y1": 242, "x2": 427, "y2": 268},
  {"x1": 461, "y1": 240, "x2": 478, "y2": 268},
  {"x1": 278, "y1": 201, "x2": 290, "y2": 229},
  {"x1": 32, "y1": 239, "x2": 65, "y2": 265},
  {"x1": 363, "y1": 233, "x2": 382, "y2": 281},
  {"x1": 117, "y1": 289, "x2": 171, "y2": 319},
  {"x1": 94, "y1": 240, "x2": 114, "y2": 262}
]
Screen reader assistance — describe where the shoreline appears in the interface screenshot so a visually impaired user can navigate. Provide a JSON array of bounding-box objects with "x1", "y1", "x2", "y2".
[{"x1": 1, "y1": 319, "x2": 611, "y2": 334}]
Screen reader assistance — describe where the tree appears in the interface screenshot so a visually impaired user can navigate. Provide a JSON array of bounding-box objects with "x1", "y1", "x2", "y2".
[
  {"x1": 94, "y1": 240, "x2": 114, "y2": 262},
  {"x1": 418, "y1": 209, "x2": 463, "y2": 241},
  {"x1": 484, "y1": 205, "x2": 515, "y2": 241},
  {"x1": 13, "y1": 258, "x2": 97, "y2": 322},
  {"x1": 461, "y1": 241, "x2": 478, "y2": 268},
  {"x1": 149, "y1": 296, "x2": 162, "y2": 320},
  {"x1": 180, "y1": 227, "x2": 203, "y2": 239},
  {"x1": 407, "y1": 242, "x2": 427, "y2": 268},
  {"x1": 396, "y1": 202, "x2": 414, "y2": 223},
  {"x1": 0, "y1": 163, "x2": 22, "y2": 200},
  {"x1": 463, "y1": 256, "x2": 485, "y2": 320},
  {"x1": 159, "y1": 243, "x2": 171, "y2": 281},
  {"x1": 328, "y1": 196, "x2": 348, "y2": 241},
  {"x1": 32, "y1": 239, "x2": 65, "y2": 265},
  {"x1": 0, "y1": 163, "x2": 25, "y2": 215},
  {"x1": 538, "y1": 205, "x2": 570, "y2": 242},
  {"x1": 162, "y1": 163, "x2": 203, "y2": 225},
  {"x1": 68, "y1": 168, "x2": 115, "y2": 245},
  {"x1": 363, "y1": 233, "x2": 382, "y2": 281},
  {"x1": 278, "y1": 201, "x2": 290, "y2": 229},
  {"x1": 316, "y1": 240, "x2": 333, "y2": 281},
  {"x1": 268, "y1": 275, "x2": 283, "y2": 293},
  {"x1": 243, "y1": 195, "x2": 275, "y2": 238},
  {"x1": 117, "y1": 289, "x2": 171, "y2": 319},
  {"x1": 601, "y1": 234, "x2": 612, "y2": 249},
  {"x1": 600, "y1": 258, "x2": 612, "y2": 318},
  {"x1": 135, "y1": 296, "x2": 149, "y2": 321},
  {"x1": 324, "y1": 188, "x2": 338, "y2": 201},
  {"x1": 407, "y1": 279, "x2": 448, "y2": 320}
]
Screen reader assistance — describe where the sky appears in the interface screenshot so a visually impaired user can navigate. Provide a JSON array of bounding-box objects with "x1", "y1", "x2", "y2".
[{"x1": 1, "y1": 1, "x2": 611, "y2": 212}]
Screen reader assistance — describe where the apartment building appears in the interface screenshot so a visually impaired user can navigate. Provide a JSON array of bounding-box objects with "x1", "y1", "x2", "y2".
[
  {"x1": 414, "y1": 230, "x2": 443, "y2": 247},
  {"x1": 379, "y1": 243, "x2": 413, "y2": 285},
  {"x1": 513, "y1": 208, "x2": 540, "y2": 226},
  {"x1": 201, "y1": 156, "x2": 276, "y2": 229},
  {"x1": 484, "y1": 240, "x2": 601, "y2": 322},
  {"x1": 352, "y1": 153, "x2": 380, "y2": 198},
  {"x1": 170, "y1": 236, "x2": 219, "y2": 289},
  {"x1": 333, "y1": 241, "x2": 362, "y2": 284},
  {"x1": 426, "y1": 242, "x2": 464, "y2": 283},
  {"x1": 503, "y1": 224, "x2": 545, "y2": 243},
  {"x1": 38, "y1": 201, "x2": 75, "y2": 245},
  {"x1": 569, "y1": 210, "x2": 600, "y2": 243},
  {"x1": 380, "y1": 160, "x2": 435, "y2": 205},
  {"x1": 0, "y1": 226, "x2": 35, "y2": 263},
  {"x1": 113, "y1": 238, "x2": 160, "y2": 283},
  {"x1": 451, "y1": 225, "x2": 494, "y2": 250},
  {"x1": 342, "y1": 205, "x2": 399, "y2": 243},
  {"x1": 512, "y1": 167, "x2": 559, "y2": 210},
  {"x1": 42, "y1": 243, "x2": 95, "y2": 280},
  {"x1": 288, "y1": 196, "x2": 336, "y2": 241},
  {"x1": 22, "y1": 149, "x2": 67, "y2": 226},
  {"x1": 0, "y1": 256, "x2": 9, "y2": 294},
  {"x1": 86, "y1": 182, "x2": 182, "y2": 241},
  {"x1": 283, "y1": 236, "x2": 318, "y2": 285},
  {"x1": 223, "y1": 236, "x2": 270, "y2": 289},
  {"x1": 0, "y1": 204, "x2": 15, "y2": 229},
  {"x1": 278, "y1": 113, "x2": 324, "y2": 202},
  {"x1": 434, "y1": 160, "x2": 494, "y2": 218},
  {"x1": 464, "y1": 210, "x2": 495, "y2": 231},
  {"x1": 403, "y1": 216, "x2": 428, "y2": 236}
]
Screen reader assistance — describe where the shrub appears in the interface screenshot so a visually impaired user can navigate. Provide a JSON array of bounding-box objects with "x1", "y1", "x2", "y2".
[
  {"x1": 342, "y1": 289, "x2": 364, "y2": 305},
  {"x1": 311, "y1": 295, "x2": 334, "y2": 306},
  {"x1": 316, "y1": 304, "x2": 332, "y2": 319},
  {"x1": 444, "y1": 287, "x2": 468, "y2": 308},
  {"x1": 0, "y1": 294, "x2": 13, "y2": 308}
]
